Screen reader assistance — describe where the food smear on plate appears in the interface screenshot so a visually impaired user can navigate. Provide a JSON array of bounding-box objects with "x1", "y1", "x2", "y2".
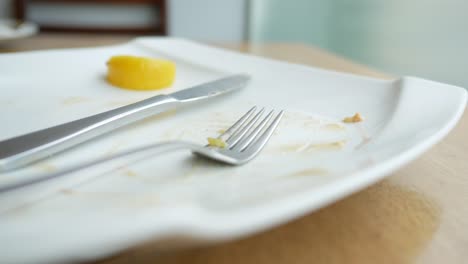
[
  {"x1": 343, "y1": 113, "x2": 364, "y2": 123},
  {"x1": 323, "y1": 123, "x2": 346, "y2": 131},
  {"x1": 106, "y1": 55, "x2": 175, "y2": 90},
  {"x1": 288, "y1": 168, "x2": 328, "y2": 177},
  {"x1": 279, "y1": 140, "x2": 346, "y2": 153},
  {"x1": 207, "y1": 137, "x2": 226, "y2": 148}
]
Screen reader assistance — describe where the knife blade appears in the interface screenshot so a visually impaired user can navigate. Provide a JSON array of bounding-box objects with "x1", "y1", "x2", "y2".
[
  {"x1": 172, "y1": 73, "x2": 250, "y2": 102},
  {"x1": 0, "y1": 74, "x2": 250, "y2": 172}
]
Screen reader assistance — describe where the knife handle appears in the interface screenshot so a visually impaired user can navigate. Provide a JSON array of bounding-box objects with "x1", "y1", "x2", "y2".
[{"x1": 0, "y1": 94, "x2": 180, "y2": 172}]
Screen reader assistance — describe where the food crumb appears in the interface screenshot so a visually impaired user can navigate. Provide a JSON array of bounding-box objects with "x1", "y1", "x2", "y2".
[
  {"x1": 207, "y1": 137, "x2": 226, "y2": 148},
  {"x1": 343, "y1": 113, "x2": 364, "y2": 123},
  {"x1": 125, "y1": 170, "x2": 137, "y2": 177}
]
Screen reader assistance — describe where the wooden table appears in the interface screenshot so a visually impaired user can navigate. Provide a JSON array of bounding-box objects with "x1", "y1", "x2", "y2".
[{"x1": 2, "y1": 34, "x2": 467, "y2": 264}]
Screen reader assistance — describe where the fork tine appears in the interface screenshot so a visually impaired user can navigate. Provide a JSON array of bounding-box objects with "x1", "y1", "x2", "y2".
[
  {"x1": 226, "y1": 107, "x2": 264, "y2": 146},
  {"x1": 244, "y1": 110, "x2": 284, "y2": 152},
  {"x1": 218, "y1": 106, "x2": 257, "y2": 140},
  {"x1": 232, "y1": 109, "x2": 274, "y2": 151}
]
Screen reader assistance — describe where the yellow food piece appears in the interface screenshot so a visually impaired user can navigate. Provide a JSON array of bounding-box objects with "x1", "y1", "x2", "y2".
[
  {"x1": 106, "y1": 55, "x2": 175, "y2": 90},
  {"x1": 207, "y1": 137, "x2": 226, "y2": 148},
  {"x1": 343, "y1": 113, "x2": 364, "y2": 123}
]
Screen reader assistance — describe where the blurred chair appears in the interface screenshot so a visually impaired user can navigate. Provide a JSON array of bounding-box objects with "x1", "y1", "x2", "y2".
[{"x1": 13, "y1": 0, "x2": 167, "y2": 34}]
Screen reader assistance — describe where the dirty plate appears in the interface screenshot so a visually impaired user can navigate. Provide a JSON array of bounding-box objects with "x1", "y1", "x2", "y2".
[{"x1": 0, "y1": 38, "x2": 466, "y2": 264}]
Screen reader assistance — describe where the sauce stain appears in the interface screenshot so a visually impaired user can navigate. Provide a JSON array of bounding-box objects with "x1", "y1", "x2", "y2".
[
  {"x1": 62, "y1": 96, "x2": 89, "y2": 105},
  {"x1": 289, "y1": 168, "x2": 328, "y2": 177},
  {"x1": 105, "y1": 141, "x2": 126, "y2": 156},
  {"x1": 354, "y1": 123, "x2": 372, "y2": 150},
  {"x1": 124, "y1": 170, "x2": 138, "y2": 177},
  {"x1": 302, "y1": 120, "x2": 321, "y2": 127},
  {"x1": 60, "y1": 188, "x2": 75, "y2": 195},
  {"x1": 181, "y1": 161, "x2": 203, "y2": 180},
  {"x1": 60, "y1": 189, "x2": 159, "y2": 208},
  {"x1": 35, "y1": 162, "x2": 57, "y2": 173},
  {"x1": 354, "y1": 137, "x2": 372, "y2": 150},
  {"x1": 279, "y1": 140, "x2": 346, "y2": 153},
  {"x1": 323, "y1": 123, "x2": 346, "y2": 131}
]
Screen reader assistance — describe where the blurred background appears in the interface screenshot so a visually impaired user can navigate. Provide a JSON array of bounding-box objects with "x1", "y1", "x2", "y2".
[{"x1": 1, "y1": 0, "x2": 467, "y2": 88}]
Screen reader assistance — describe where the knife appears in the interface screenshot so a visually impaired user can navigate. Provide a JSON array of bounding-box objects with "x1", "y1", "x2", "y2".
[{"x1": 0, "y1": 74, "x2": 250, "y2": 172}]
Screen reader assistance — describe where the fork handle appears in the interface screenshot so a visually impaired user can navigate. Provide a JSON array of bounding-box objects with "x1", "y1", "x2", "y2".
[
  {"x1": 0, "y1": 94, "x2": 180, "y2": 172},
  {"x1": 0, "y1": 141, "x2": 195, "y2": 212}
]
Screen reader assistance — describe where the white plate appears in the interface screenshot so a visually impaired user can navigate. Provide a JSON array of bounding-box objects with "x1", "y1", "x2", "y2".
[
  {"x1": 0, "y1": 38, "x2": 466, "y2": 264},
  {"x1": 0, "y1": 19, "x2": 38, "y2": 43}
]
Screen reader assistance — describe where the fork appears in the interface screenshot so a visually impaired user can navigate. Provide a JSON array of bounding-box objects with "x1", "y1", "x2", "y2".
[{"x1": 0, "y1": 106, "x2": 284, "y2": 193}]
